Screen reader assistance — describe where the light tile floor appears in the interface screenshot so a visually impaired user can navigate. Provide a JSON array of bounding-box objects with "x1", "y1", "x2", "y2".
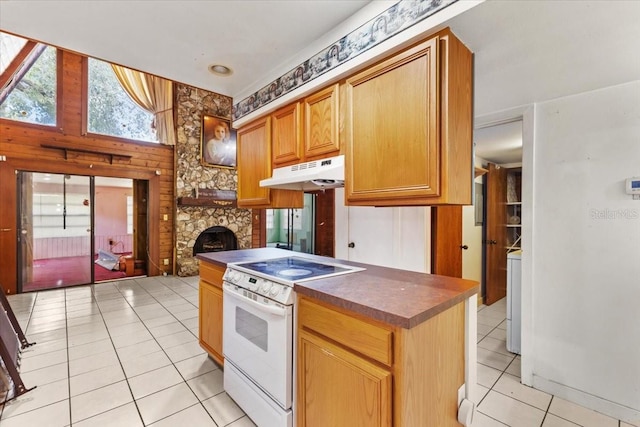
[
  {"x1": 0, "y1": 277, "x2": 635, "y2": 426},
  {"x1": 1, "y1": 275, "x2": 255, "y2": 427}
]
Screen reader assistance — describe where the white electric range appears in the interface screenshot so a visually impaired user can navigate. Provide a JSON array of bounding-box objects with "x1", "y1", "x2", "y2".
[{"x1": 221, "y1": 256, "x2": 364, "y2": 427}]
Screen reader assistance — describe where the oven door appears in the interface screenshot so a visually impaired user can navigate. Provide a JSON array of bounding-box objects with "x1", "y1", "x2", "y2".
[{"x1": 222, "y1": 282, "x2": 293, "y2": 409}]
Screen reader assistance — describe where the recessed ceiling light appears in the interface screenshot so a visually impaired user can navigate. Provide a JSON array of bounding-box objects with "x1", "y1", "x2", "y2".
[{"x1": 209, "y1": 64, "x2": 232, "y2": 76}]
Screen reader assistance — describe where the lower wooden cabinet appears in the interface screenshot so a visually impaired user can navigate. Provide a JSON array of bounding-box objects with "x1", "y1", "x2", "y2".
[
  {"x1": 297, "y1": 295, "x2": 466, "y2": 427},
  {"x1": 199, "y1": 262, "x2": 225, "y2": 365},
  {"x1": 297, "y1": 329, "x2": 392, "y2": 427}
]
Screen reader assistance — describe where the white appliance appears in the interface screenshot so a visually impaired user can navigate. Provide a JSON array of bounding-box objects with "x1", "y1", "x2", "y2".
[
  {"x1": 222, "y1": 256, "x2": 364, "y2": 427},
  {"x1": 506, "y1": 250, "x2": 522, "y2": 354},
  {"x1": 259, "y1": 155, "x2": 344, "y2": 191}
]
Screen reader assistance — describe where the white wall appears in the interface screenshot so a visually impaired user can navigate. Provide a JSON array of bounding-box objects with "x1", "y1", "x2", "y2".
[
  {"x1": 524, "y1": 80, "x2": 640, "y2": 422},
  {"x1": 334, "y1": 188, "x2": 431, "y2": 273}
]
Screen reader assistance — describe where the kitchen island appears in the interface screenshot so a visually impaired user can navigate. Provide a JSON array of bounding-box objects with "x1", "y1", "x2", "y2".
[{"x1": 197, "y1": 248, "x2": 478, "y2": 427}]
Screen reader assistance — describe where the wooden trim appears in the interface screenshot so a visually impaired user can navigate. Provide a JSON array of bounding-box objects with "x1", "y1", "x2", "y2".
[
  {"x1": 148, "y1": 175, "x2": 160, "y2": 275},
  {"x1": 431, "y1": 205, "x2": 463, "y2": 278},
  {"x1": 80, "y1": 56, "x2": 89, "y2": 136},
  {"x1": 475, "y1": 166, "x2": 488, "y2": 178},
  {"x1": 0, "y1": 41, "x2": 38, "y2": 90}
]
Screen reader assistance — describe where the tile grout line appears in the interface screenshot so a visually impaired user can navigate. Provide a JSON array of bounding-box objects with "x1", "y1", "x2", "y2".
[
  {"x1": 64, "y1": 288, "x2": 73, "y2": 426},
  {"x1": 108, "y1": 277, "x2": 218, "y2": 426}
]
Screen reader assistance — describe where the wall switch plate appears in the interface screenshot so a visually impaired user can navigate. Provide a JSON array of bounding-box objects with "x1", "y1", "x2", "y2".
[
  {"x1": 163, "y1": 214, "x2": 168, "y2": 221},
  {"x1": 163, "y1": 258, "x2": 169, "y2": 265}
]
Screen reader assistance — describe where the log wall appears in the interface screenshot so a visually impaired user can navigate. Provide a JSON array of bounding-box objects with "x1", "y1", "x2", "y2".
[{"x1": 0, "y1": 50, "x2": 175, "y2": 294}]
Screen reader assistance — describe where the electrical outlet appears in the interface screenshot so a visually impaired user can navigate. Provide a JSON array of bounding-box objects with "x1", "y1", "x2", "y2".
[
  {"x1": 163, "y1": 258, "x2": 169, "y2": 265},
  {"x1": 163, "y1": 214, "x2": 168, "y2": 221}
]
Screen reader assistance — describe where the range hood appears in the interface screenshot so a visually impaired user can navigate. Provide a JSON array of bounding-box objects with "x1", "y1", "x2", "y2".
[{"x1": 259, "y1": 154, "x2": 344, "y2": 191}]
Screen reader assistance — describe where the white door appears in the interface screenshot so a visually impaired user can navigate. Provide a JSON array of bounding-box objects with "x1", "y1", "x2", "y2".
[{"x1": 334, "y1": 188, "x2": 430, "y2": 273}]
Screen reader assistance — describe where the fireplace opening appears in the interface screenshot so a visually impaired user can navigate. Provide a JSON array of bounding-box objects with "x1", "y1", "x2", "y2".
[{"x1": 193, "y1": 226, "x2": 238, "y2": 255}]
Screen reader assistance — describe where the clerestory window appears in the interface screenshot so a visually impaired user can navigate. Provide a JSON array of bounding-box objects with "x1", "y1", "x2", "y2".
[
  {"x1": 87, "y1": 58, "x2": 158, "y2": 143},
  {"x1": 0, "y1": 32, "x2": 57, "y2": 126}
]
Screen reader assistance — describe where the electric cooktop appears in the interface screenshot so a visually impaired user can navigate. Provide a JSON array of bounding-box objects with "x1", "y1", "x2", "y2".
[{"x1": 229, "y1": 256, "x2": 364, "y2": 284}]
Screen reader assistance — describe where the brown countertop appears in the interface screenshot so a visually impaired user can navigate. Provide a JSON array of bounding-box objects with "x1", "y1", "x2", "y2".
[{"x1": 197, "y1": 248, "x2": 478, "y2": 329}]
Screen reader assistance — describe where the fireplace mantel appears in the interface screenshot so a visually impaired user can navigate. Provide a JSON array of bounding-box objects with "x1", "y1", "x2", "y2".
[{"x1": 177, "y1": 189, "x2": 237, "y2": 208}]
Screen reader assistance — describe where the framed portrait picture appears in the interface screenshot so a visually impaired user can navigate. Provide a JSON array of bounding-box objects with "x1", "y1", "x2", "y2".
[{"x1": 201, "y1": 114, "x2": 236, "y2": 168}]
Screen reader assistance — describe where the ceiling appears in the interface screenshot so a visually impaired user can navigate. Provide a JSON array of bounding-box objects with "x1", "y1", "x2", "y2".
[{"x1": 1, "y1": 1, "x2": 639, "y2": 164}]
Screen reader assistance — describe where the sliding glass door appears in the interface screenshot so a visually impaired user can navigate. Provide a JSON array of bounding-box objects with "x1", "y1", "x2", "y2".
[{"x1": 19, "y1": 172, "x2": 93, "y2": 292}]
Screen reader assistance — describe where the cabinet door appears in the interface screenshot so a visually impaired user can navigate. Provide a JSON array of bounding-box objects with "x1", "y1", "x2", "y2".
[
  {"x1": 297, "y1": 330, "x2": 392, "y2": 427},
  {"x1": 345, "y1": 38, "x2": 440, "y2": 204},
  {"x1": 272, "y1": 102, "x2": 303, "y2": 166},
  {"x1": 304, "y1": 84, "x2": 340, "y2": 159},
  {"x1": 237, "y1": 116, "x2": 272, "y2": 207},
  {"x1": 199, "y1": 280, "x2": 223, "y2": 365}
]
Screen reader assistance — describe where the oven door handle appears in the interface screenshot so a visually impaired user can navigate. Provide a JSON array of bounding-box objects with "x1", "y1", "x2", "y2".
[{"x1": 223, "y1": 284, "x2": 289, "y2": 318}]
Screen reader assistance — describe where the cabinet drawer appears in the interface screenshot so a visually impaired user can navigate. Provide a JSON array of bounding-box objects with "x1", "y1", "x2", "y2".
[
  {"x1": 199, "y1": 261, "x2": 225, "y2": 287},
  {"x1": 298, "y1": 297, "x2": 393, "y2": 366}
]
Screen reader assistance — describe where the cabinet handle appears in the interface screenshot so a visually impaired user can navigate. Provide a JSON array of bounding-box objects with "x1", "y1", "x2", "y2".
[
  {"x1": 460, "y1": 245, "x2": 469, "y2": 250},
  {"x1": 489, "y1": 240, "x2": 497, "y2": 245},
  {"x1": 348, "y1": 242, "x2": 355, "y2": 248},
  {"x1": 0, "y1": 228, "x2": 11, "y2": 232}
]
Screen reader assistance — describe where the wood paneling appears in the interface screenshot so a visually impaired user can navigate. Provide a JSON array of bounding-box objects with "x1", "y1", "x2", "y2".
[
  {"x1": 431, "y1": 206, "x2": 463, "y2": 278},
  {"x1": 313, "y1": 189, "x2": 334, "y2": 257},
  {"x1": 0, "y1": 49, "x2": 174, "y2": 293},
  {"x1": 394, "y1": 301, "x2": 464, "y2": 426}
]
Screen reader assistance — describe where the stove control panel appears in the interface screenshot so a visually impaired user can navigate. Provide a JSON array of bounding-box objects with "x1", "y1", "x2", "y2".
[{"x1": 223, "y1": 267, "x2": 294, "y2": 305}]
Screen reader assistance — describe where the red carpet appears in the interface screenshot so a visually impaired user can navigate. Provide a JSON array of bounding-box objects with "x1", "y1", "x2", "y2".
[{"x1": 23, "y1": 254, "x2": 132, "y2": 292}]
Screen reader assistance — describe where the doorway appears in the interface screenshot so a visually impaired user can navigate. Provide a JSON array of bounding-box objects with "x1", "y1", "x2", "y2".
[
  {"x1": 473, "y1": 119, "x2": 524, "y2": 305},
  {"x1": 18, "y1": 171, "x2": 145, "y2": 292},
  {"x1": 266, "y1": 193, "x2": 315, "y2": 254}
]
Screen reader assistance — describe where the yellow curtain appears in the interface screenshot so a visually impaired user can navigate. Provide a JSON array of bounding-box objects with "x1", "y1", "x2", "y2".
[{"x1": 111, "y1": 65, "x2": 176, "y2": 145}]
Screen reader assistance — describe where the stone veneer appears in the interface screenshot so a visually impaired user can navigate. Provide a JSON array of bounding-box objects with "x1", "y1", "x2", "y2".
[{"x1": 174, "y1": 84, "x2": 252, "y2": 276}]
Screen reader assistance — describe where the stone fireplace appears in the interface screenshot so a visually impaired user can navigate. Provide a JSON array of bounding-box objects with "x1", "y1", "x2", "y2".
[
  {"x1": 174, "y1": 84, "x2": 251, "y2": 276},
  {"x1": 193, "y1": 226, "x2": 238, "y2": 255}
]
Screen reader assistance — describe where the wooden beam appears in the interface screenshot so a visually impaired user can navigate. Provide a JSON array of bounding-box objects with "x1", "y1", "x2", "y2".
[{"x1": 0, "y1": 42, "x2": 46, "y2": 104}]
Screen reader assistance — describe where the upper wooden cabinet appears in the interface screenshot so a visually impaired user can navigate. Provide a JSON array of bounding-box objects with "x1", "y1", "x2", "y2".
[
  {"x1": 272, "y1": 102, "x2": 303, "y2": 166},
  {"x1": 237, "y1": 116, "x2": 303, "y2": 208},
  {"x1": 344, "y1": 29, "x2": 473, "y2": 206},
  {"x1": 271, "y1": 84, "x2": 341, "y2": 168},
  {"x1": 303, "y1": 83, "x2": 340, "y2": 160}
]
